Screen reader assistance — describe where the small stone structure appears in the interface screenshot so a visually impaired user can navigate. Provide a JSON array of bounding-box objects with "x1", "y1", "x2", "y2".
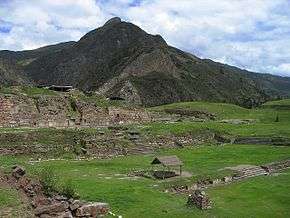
[
  {"x1": 187, "y1": 190, "x2": 212, "y2": 210},
  {"x1": 151, "y1": 155, "x2": 183, "y2": 179}
]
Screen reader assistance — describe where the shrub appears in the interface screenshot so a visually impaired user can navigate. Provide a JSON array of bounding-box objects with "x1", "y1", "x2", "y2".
[
  {"x1": 39, "y1": 167, "x2": 58, "y2": 196},
  {"x1": 275, "y1": 114, "x2": 279, "y2": 122},
  {"x1": 60, "y1": 180, "x2": 78, "y2": 199}
]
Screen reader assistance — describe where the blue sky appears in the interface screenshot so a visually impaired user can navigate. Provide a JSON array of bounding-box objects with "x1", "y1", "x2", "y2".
[{"x1": 0, "y1": 0, "x2": 290, "y2": 77}]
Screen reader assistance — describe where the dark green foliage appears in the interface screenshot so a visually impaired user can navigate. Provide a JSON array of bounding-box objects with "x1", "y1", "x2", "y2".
[
  {"x1": 73, "y1": 137, "x2": 88, "y2": 156},
  {"x1": 60, "y1": 180, "x2": 78, "y2": 199},
  {"x1": 275, "y1": 114, "x2": 279, "y2": 122}
]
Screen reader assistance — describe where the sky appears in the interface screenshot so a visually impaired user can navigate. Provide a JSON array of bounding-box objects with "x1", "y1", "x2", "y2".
[{"x1": 0, "y1": 0, "x2": 290, "y2": 77}]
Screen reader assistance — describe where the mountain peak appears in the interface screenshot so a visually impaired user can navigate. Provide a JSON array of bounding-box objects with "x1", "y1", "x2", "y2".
[{"x1": 104, "y1": 17, "x2": 122, "y2": 26}]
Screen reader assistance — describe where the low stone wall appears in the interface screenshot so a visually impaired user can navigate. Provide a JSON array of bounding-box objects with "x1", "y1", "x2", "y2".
[
  {"x1": 234, "y1": 137, "x2": 290, "y2": 146},
  {"x1": 262, "y1": 159, "x2": 290, "y2": 173},
  {"x1": 168, "y1": 159, "x2": 290, "y2": 195}
]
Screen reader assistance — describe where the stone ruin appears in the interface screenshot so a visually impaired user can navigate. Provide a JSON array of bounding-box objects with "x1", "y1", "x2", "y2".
[
  {"x1": 9, "y1": 166, "x2": 109, "y2": 218},
  {"x1": 0, "y1": 94, "x2": 151, "y2": 128},
  {"x1": 187, "y1": 190, "x2": 212, "y2": 210},
  {"x1": 262, "y1": 159, "x2": 290, "y2": 173}
]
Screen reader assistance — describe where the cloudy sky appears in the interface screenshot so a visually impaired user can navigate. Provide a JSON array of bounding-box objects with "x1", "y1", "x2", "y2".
[{"x1": 0, "y1": 0, "x2": 290, "y2": 76}]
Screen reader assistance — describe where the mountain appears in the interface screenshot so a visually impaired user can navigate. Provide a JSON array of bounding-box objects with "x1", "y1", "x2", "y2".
[{"x1": 0, "y1": 17, "x2": 290, "y2": 107}]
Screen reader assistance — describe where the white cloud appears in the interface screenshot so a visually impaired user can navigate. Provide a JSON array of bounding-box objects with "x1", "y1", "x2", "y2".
[{"x1": 0, "y1": 0, "x2": 289, "y2": 76}]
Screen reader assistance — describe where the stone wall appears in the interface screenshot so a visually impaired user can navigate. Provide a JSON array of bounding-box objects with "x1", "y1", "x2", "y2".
[
  {"x1": 36, "y1": 96, "x2": 74, "y2": 128},
  {"x1": 0, "y1": 94, "x2": 151, "y2": 128},
  {"x1": 77, "y1": 102, "x2": 110, "y2": 127},
  {"x1": 108, "y1": 107, "x2": 151, "y2": 124},
  {"x1": 0, "y1": 95, "x2": 38, "y2": 127}
]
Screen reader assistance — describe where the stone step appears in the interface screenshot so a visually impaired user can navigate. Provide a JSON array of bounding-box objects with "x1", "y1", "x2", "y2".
[
  {"x1": 240, "y1": 170, "x2": 267, "y2": 175},
  {"x1": 239, "y1": 167, "x2": 267, "y2": 173},
  {"x1": 240, "y1": 171, "x2": 267, "y2": 177},
  {"x1": 233, "y1": 171, "x2": 267, "y2": 180}
]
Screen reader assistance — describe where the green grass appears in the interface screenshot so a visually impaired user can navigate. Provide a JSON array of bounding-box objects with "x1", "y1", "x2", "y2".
[
  {"x1": 263, "y1": 99, "x2": 290, "y2": 106},
  {"x1": 0, "y1": 188, "x2": 20, "y2": 208},
  {"x1": 208, "y1": 169, "x2": 290, "y2": 217},
  {"x1": 150, "y1": 100, "x2": 290, "y2": 123},
  {"x1": 21, "y1": 86, "x2": 58, "y2": 97},
  {"x1": 0, "y1": 187, "x2": 27, "y2": 217},
  {"x1": 0, "y1": 98, "x2": 290, "y2": 217},
  {"x1": 151, "y1": 101, "x2": 251, "y2": 119},
  {"x1": 1, "y1": 144, "x2": 289, "y2": 217},
  {"x1": 141, "y1": 121, "x2": 290, "y2": 137},
  {"x1": 0, "y1": 86, "x2": 58, "y2": 97}
]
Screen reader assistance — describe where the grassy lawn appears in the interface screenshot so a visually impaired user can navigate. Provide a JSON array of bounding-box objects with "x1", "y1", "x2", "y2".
[
  {"x1": 141, "y1": 121, "x2": 290, "y2": 137},
  {"x1": 1, "y1": 144, "x2": 289, "y2": 217}
]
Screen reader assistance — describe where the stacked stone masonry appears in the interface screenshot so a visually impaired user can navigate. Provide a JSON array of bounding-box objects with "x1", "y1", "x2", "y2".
[{"x1": 0, "y1": 94, "x2": 151, "y2": 128}]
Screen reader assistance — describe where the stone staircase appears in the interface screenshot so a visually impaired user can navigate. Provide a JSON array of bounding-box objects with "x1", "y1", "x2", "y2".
[
  {"x1": 233, "y1": 166, "x2": 268, "y2": 180},
  {"x1": 128, "y1": 142, "x2": 155, "y2": 155}
]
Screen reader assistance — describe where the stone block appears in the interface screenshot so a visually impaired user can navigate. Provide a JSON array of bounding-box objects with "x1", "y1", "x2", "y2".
[{"x1": 75, "y1": 202, "x2": 109, "y2": 217}]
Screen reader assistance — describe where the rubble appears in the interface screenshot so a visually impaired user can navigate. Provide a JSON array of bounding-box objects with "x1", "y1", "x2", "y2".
[
  {"x1": 75, "y1": 203, "x2": 109, "y2": 217},
  {"x1": 12, "y1": 165, "x2": 26, "y2": 179},
  {"x1": 7, "y1": 166, "x2": 110, "y2": 218},
  {"x1": 187, "y1": 190, "x2": 212, "y2": 210}
]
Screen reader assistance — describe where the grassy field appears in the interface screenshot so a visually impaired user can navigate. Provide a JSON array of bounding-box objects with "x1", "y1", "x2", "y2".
[
  {"x1": 141, "y1": 121, "x2": 290, "y2": 137},
  {"x1": 0, "y1": 99, "x2": 290, "y2": 217},
  {"x1": 150, "y1": 100, "x2": 290, "y2": 123},
  {"x1": 1, "y1": 144, "x2": 290, "y2": 217}
]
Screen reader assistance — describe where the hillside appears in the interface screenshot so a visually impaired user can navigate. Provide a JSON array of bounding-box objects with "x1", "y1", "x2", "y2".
[{"x1": 0, "y1": 17, "x2": 290, "y2": 107}]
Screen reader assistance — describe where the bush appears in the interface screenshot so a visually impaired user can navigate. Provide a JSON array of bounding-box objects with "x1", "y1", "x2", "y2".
[
  {"x1": 60, "y1": 180, "x2": 78, "y2": 199},
  {"x1": 39, "y1": 167, "x2": 58, "y2": 196},
  {"x1": 39, "y1": 168, "x2": 78, "y2": 198},
  {"x1": 275, "y1": 114, "x2": 279, "y2": 122}
]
